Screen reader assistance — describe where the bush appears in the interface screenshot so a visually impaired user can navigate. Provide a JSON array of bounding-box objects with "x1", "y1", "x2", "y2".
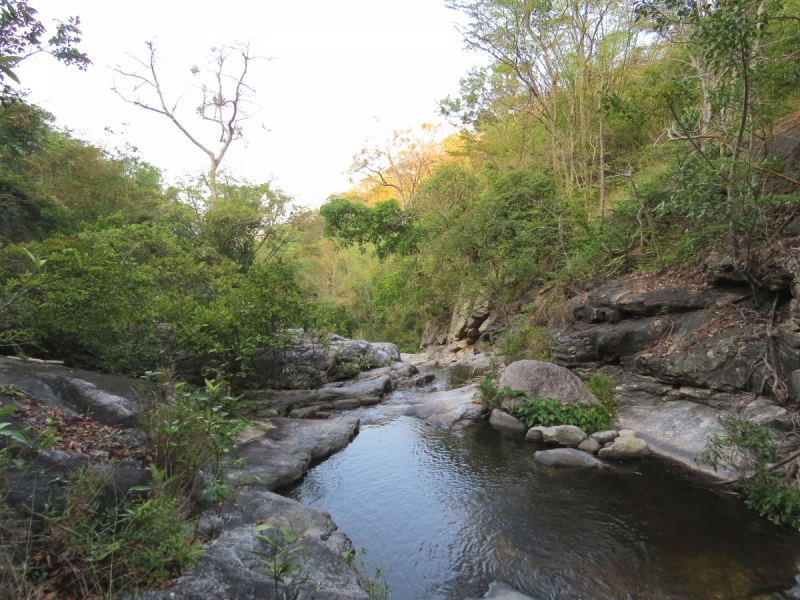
[
  {"x1": 509, "y1": 397, "x2": 615, "y2": 435},
  {"x1": 697, "y1": 417, "x2": 800, "y2": 527},
  {"x1": 496, "y1": 324, "x2": 552, "y2": 363},
  {"x1": 139, "y1": 379, "x2": 248, "y2": 504}
]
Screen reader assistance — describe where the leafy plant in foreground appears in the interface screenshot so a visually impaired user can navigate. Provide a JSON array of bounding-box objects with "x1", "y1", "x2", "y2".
[{"x1": 253, "y1": 523, "x2": 311, "y2": 599}]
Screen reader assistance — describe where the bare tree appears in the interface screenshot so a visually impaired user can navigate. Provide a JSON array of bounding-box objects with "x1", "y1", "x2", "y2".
[
  {"x1": 113, "y1": 41, "x2": 264, "y2": 200},
  {"x1": 349, "y1": 123, "x2": 443, "y2": 209}
]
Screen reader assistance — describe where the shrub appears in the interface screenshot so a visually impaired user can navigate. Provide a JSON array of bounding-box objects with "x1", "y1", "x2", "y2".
[
  {"x1": 509, "y1": 397, "x2": 615, "y2": 435},
  {"x1": 139, "y1": 379, "x2": 248, "y2": 504},
  {"x1": 496, "y1": 325, "x2": 552, "y2": 363},
  {"x1": 697, "y1": 417, "x2": 800, "y2": 527}
]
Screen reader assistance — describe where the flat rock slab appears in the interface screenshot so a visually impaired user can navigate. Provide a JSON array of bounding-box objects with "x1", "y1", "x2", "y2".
[
  {"x1": 135, "y1": 488, "x2": 369, "y2": 600},
  {"x1": 468, "y1": 581, "x2": 535, "y2": 600},
  {"x1": 0, "y1": 357, "x2": 144, "y2": 426},
  {"x1": 247, "y1": 375, "x2": 392, "y2": 417},
  {"x1": 228, "y1": 417, "x2": 360, "y2": 490},
  {"x1": 534, "y1": 448, "x2": 605, "y2": 469},
  {"x1": 399, "y1": 384, "x2": 487, "y2": 428}
]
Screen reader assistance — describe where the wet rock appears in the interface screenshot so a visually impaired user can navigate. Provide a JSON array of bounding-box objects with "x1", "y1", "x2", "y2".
[
  {"x1": 591, "y1": 430, "x2": 618, "y2": 444},
  {"x1": 498, "y1": 360, "x2": 597, "y2": 410},
  {"x1": 468, "y1": 581, "x2": 535, "y2": 600},
  {"x1": 332, "y1": 398, "x2": 361, "y2": 410},
  {"x1": 489, "y1": 409, "x2": 526, "y2": 432},
  {"x1": 534, "y1": 448, "x2": 604, "y2": 468},
  {"x1": 541, "y1": 424, "x2": 587, "y2": 447},
  {"x1": 598, "y1": 437, "x2": 650, "y2": 459},
  {"x1": 227, "y1": 417, "x2": 360, "y2": 490},
  {"x1": 399, "y1": 384, "x2": 487, "y2": 429},
  {"x1": 577, "y1": 438, "x2": 601, "y2": 453},
  {"x1": 135, "y1": 488, "x2": 369, "y2": 600},
  {"x1": 525, "y1": 426, "x2": 546, "y2": 442}
]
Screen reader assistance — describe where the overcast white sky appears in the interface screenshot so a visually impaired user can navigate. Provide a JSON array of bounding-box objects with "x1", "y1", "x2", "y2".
[{"x1": 17, "y1": 0, "x2": 482, "y2": 207}]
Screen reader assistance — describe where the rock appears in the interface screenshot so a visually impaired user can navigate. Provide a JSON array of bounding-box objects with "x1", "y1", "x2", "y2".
[
  {"x1": 467, "y1": 581, "x2": 535, "y2": 600},
  {"x1": 617, "y1": 429, "x2": 636, "y2": 438},
  {"x1": 447, "y1": 289, "x2": 491, "y2": 343},
  {"x1": 388, "y1": 362, "x2": 418, "y2": 378},
  {"x1": 591, "y1": 430, "x2": 618, "y2": 444},
  {"x1": 598, "y1": 436, "x2": 650, "y2": 459},
  {"x1": 247, "y1": 375, "x2": 392, "y2": 417},
  {"x1": 227, "y1": 417, "x2": 360, "y2": 490},
  {"x1": 577, "y1": 438, "x2": 601, "y2": 453},
  {"x1": 397, "y1": 373, "x2": 435, "y2": 388},
  {"x1": 489, "y1": 409, "x2": 527, "y2": 432},
  {"x1": 0, "y1": 358, "x2": 144, "y2": 427},
  {"x1": 534, "y1": 448, "x2": 605, "y2": 468},
  {"x1": 421, "y1": 321, "x2": 446, "y2": 349},
  {"x1": 289, "y1": 404, "x2": 334, "y2": 419},
  {"x1": 332, "y1": 398, "x2": 361, "y2": 410},
  {"x1": 197, "y1": 511, "x2": 224, "y2": 540},
  {"x1": 498, "y1": 360, "x2": 597, "y2": 410},
  {"x1": 793, "y1": 369, "x2": 800, "y2": 400},
  {"x1": 370, "y1": 342, "x2": 401, "y2": 362},
  {"x1": 525, "y1": 426, "x2": 546, "y2": 442},
  {"x1": 252, "y1": 333, "x2": 401, "y2": 389},
  {"x1": 604, "y1": 442, "x2": 614, "y2": 448},
  {"x1": 399, "y1": 384, "x2": 487, "y2": 429},
  {"x1": 540, "y1": 424, "x2": 587, "y2": 447},
  {"x1": 135, "y1": 488, "x2": 369, "y2": 600}
]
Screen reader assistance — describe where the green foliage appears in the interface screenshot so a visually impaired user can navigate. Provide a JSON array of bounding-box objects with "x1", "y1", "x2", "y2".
[
  {"x1": 475, "y1": 375, "x2": 507, "y2": 409},
  {"x1": 697, "y1": 418, "x2": 800, "y2": 527},
  {"x1": 253, "y1": 523, "x2": 311, "y2": 599},
  {"x1": 496, "y1": 325, "x2": 552, "y2": 363},
  {"x1": 320, "y1": 196, "x2": 420, "y2": 260},
  {"x1": 509, "y1": 397, "x2": 616, "y2": 435},
  {"x1": 139, "y1": 379, "x2": 248, "y2": 504},
  {"x1": 341, "y1": 546, "x2": 391, "y2": 600}
]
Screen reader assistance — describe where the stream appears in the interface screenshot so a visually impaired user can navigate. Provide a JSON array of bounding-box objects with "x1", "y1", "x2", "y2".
[{"x1": 284, "y1": 379, "x2": 800, "y2": 600}]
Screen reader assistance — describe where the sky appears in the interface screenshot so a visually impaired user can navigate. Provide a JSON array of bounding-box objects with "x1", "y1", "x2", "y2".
[{"x1": 17, "y1": 0, "x2": 483, "y2": 207}]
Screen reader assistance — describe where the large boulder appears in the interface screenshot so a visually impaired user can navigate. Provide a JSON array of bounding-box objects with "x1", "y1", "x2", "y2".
[
  {"x1": 498, "y1": 360, "x2": 597, "y2": 410},
  {"x1": 534, "y1": 448, "x2": 605, "y2": 469}
]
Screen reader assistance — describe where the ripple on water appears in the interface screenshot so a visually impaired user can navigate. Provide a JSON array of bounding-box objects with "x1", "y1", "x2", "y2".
[{"x1": 284, "y1": 413, "x2": 800, "y2": 600}]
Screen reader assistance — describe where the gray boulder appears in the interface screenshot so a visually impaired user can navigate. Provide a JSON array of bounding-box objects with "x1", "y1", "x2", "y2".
[
  {"x1": 399, "y1": 384, "x2": 487, "y2": 429},
  {"x1": 591, "y1": 430, "x2": 618, "y2": 444},
  {"x1": 371, "y1": 342, "x2": 401, "y2": 362},
  {"x1": 525, "y1": 426, "x2": 547, "y2": 442},
  {"x1": 534, "y1": 448, "x2": 605, "y2": 468},
  {"x1": 598, "y1": 436, "x2": 650, "y2": 459},
  {"x1": 489, "y1": 409, "x2": 526, "y2": 432},
  {"x1": 541, "y1": 424, "x2": 587, "y2": 447},
  {"x1": 577, "y1": 438, "x2": 601, "y2": 453},
  {"x1": 499, "y1": 360, "x2": 597, "y2": 410},
  {"x1": 617, "y1": 429, "x2": 636, "y2": 438}
]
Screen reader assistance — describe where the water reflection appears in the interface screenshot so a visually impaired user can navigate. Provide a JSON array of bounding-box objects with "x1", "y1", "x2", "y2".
[{"x1": 284, "y1": 414, "x2": 800, "y2": 599}]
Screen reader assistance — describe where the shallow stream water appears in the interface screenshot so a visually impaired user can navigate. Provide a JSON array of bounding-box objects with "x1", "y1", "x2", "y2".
[{"x1": 284, "y1": 385, "x2": 800, "y2": 600}]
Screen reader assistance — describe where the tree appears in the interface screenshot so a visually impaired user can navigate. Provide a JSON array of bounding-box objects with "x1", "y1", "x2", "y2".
[
  {"x1": 113, "y1": 41, "x2": 264, "y2": 201},
  {"x1": 0, "y1": 0, "x2": 90, "y2": 96},
  {"x1": 348, "y1": 123, "x2": 443, "y2": 209}
]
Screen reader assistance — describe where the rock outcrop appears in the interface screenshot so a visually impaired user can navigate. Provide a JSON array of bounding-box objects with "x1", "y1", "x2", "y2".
[
  {"x1": 550, "y1": 275, "x2": 800, "y2": 473},
  {"x1": 252, "y1": 333, "x2": 401, "y2": 389}
]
